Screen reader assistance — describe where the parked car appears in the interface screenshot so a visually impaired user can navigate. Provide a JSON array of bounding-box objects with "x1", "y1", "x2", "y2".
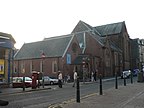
[
  {"x1": 12, "y1": 77, "x2": 33, "y2": 88},
  {"x1": 40, "y1": 76, "x2": 58, "y2": 85},
  {"x1": 121, "y1": 70, "x2": 131, "y2": 79}
]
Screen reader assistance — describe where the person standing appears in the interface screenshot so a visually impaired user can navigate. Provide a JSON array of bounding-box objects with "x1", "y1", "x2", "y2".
[
  {"x1": 72, "y1": 71, "x2": 77, "y2": 87},
  {"x1": 93, "y1": 71, "x2": 96, "y2": 81},
  {"x1": 91, "y1": 71, "x2": 94, "y2": 82},
  {"x1": 58, "y1": 71, "x2": 63, "y2": 88}
]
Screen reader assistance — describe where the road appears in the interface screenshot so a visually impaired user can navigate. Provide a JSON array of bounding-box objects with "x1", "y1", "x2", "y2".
[{"x1": 0, "y1": 77, "x2": 137, "y2": 108}]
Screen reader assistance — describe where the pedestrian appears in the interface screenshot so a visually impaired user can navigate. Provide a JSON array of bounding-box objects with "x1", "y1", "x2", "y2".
[
  {"x1": 93, "y1": 69, "x2": 98, "y2": 81},
  {"x1": 72, "y1": 71, "x2": 77, "y2": 87},
  {"x1": 91, "y1": 71, "x2": 94, "y2": 82},
  {"x1": 67, "y1": 74, "x2": 70, "y2": 83},
  {"x1": 58, "y1": 71, "x2": 63, "y2": 88},
  {"x1": 64, "y1": 75, "x2": 68, "y2": 83}
]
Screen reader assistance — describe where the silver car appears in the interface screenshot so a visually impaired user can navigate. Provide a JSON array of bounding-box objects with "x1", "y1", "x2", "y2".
[{"x1": 40, "y1": 76, "x2": 58, "y2": 85}]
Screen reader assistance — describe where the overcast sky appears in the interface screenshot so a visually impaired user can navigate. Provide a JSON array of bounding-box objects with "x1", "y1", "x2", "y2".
[{"x1": 0, "y1": 0, "x2": 144, "y2": 49}]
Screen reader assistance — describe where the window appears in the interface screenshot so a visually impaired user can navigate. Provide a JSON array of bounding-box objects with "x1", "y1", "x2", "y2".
[
  {"x1": 52, "y1": 61, "x2": 58, "y2": 73},
  {"x1": 72, "y1": 43, "x2": 78, "y2": 53},
  {"x1": 79, "y1": 43, "x2": 84, "y2": 48},
  {"x1": 20, "y1": 62, "x2": 25, "y2": 73}
]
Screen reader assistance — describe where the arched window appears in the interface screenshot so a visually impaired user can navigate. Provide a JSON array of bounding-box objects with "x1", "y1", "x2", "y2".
[{"x1": 72, "y1": 43, "x2": 78, "y2": 53}]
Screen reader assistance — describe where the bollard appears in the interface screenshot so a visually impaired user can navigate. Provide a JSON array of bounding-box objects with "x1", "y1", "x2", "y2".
[
  {"x1": 23, "y1": 76, "x2": 25, "y2": 91},
  {"x1": 76, "y1": 77, "x2": 80, "y2": 103},
  {"x1": 130, "y1": 72, "x2": 133, "y2": 84},
  {"x1": 99, "y1": 74, "x2": 103, "y2": 95},
  {"x1": 115, "y1": 73, "x2": 118, "y2": 89},
  {"x1": 42, "y1": 76, "x2": 44, "y2": 88},
  {"x1": 124, "y1": 77, "x2": 126, "y2": 86}
]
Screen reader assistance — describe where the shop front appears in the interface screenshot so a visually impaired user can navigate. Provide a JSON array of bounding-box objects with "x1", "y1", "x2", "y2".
[{"x1": 0, "y1": 33, "x2": 15, "y2": 84}]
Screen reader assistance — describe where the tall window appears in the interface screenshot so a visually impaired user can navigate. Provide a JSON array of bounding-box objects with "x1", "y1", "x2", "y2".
[
  {"x1": 114, "y1": 53, "x2": 118, "y2": 66},
  {"x1": 52, "y1": 61, "x2": 58, "y2": 73},
  {"x1": 106, "y1": 49, "x2": 110, "y2": 67},
  {"x1": 20, "y1": 61, "x2": 25, "y2": 73},
  {"x1": 30, "y1": 61, "x2": 33, "y2": 73},
  {"x1": 72, "y1": 43, "x2": 78, "y2": 53}
]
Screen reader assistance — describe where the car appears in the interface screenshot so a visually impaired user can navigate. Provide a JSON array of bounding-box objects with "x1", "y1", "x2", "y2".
[
  {"x1": 121, "y1": 70, "x2": 131, "y2": 79},
  {"x1": 40, "y1": 76, "x2": 58, "y2": 85},
  {"x1": 12, "y1": 77, "x2": 33, "y2": 88}
]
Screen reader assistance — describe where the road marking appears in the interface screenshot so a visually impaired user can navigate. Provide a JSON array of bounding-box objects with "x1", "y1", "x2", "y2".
[{"x1": 48, "y1": 92, "x2": 99, "y2": 108}]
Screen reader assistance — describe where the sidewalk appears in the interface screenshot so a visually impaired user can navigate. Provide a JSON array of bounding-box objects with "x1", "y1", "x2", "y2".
[
  {"x1": 0, "y1": 77, "x2": 116, "y2": 95},
  {"x1": 0, "y1": 85, "x2": 52, "y2": 95},
  {"x1": 51, "y1": 82, "x2": 144, "y2": 108}
]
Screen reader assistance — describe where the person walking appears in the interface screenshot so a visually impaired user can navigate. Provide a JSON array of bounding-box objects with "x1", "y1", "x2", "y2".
[
  {"x1": 58, "y1": 71, "x2": 63, "y2": 88},
  {"x1": 72, "y1": 71, "x2": 77, "y2": 87}
]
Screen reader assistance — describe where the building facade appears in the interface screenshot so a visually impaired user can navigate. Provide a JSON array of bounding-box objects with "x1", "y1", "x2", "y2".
[
  {"x1": 14, "y1": 20, "x2": 132, "y2": 80},
  {"x1": 0, "y1": 32, "x2": 15, "y2": 83},
  {"x1": 131, "y1": 38, "x2": 144, "y2": 71},
  {"x1": 14, "y1": 34, "x2": 81, "y2": 78}
]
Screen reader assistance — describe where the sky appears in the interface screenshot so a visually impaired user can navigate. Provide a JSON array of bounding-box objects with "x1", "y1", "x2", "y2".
[{"x1": 0, "y1": 0, "x2": 144, "y2": 49}]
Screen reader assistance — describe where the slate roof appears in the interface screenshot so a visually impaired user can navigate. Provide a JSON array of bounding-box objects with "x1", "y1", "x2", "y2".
[
  {"x1": 14, "y1": 34, "x2": 73, "y2": 60},
  {"x1": 72, "y1": 20, "x2": 100, "y2": 36},
  {"x1": 94, "y1": 21, "x2": 124, "y2": 36},
  {"x1": 72, "y1": 20, "x2": 124, "y2": 52},
  {"x1": 0, "y1": 32, "x2": 16, "y2": 43},
  {"x1": 109, "y1": 40, "x2": 122, "y2": 52}
]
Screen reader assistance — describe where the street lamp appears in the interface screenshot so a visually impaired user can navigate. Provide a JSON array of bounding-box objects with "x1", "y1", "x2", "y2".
[
  {"x1": 41, "y1": 52, "x2": 45, "y2": 88},
  {"x1": 102, "y1": 46, "x2": 106, "y2": 77}
]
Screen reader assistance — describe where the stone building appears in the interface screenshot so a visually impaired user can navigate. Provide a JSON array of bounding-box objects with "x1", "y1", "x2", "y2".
[{"x1": 131, "y1": 38, "x2": 144, "y2": 71}]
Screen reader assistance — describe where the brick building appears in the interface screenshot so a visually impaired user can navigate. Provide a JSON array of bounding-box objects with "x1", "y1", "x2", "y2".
[
  {"x1": 14, "y1": 34, "x2": 81, "y2": 78},
  {"x1": 14, "y1": 20, "x2": 131, "y2": 79}
]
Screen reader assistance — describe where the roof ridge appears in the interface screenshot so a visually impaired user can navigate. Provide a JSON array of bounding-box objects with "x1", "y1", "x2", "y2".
[
  {"x1": 79, "y1": 20, "x2": 101, "y2": 36},
  {"x1": 80, "y1": 20, "x2": 93, "y2": 30},
  {"x1": 95, "y1": 21, "x2": 124, "y2": 27},
  {"x1": 43, "y1": 34, "x2": 72, "y2": 41}
]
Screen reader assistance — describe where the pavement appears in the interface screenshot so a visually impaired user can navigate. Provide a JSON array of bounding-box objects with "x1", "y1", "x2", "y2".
[
  {"x1": 0, "y1": 85, "x2": 52, "y2": 95},
  {"x1": 49, "y1": 82, "x2": 144, "y2": 108}
]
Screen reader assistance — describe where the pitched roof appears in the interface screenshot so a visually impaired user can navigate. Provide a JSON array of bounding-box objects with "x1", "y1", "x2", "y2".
[
  {"x1": 0, "y1": 32, "x2": 16, "y2": 43},
  {"x1": 72, "y1": 20, "x2": 101, "y2": 36},
  {"x1": 94, "y1": 21, "x2": 124, "y2": 36},
  {"x1": 14, "y1": 34, "x2": 73, "y2": 60}
]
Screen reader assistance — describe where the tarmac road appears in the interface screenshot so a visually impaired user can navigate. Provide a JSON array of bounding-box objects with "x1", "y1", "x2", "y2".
[{"x1": 0, "y1": 77, "x2": 137, "y2": 108}]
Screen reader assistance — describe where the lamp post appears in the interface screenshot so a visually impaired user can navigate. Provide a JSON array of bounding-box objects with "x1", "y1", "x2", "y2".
[
  {"x1": 102, "y1": 46, "x2": 106, "y2": 77},
  {"x1": 41, "y1": 52, "x2": 45, "y2": 88},
  {"x1": 82, "y1": 60, "x2": 86, "y2": 84}
]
